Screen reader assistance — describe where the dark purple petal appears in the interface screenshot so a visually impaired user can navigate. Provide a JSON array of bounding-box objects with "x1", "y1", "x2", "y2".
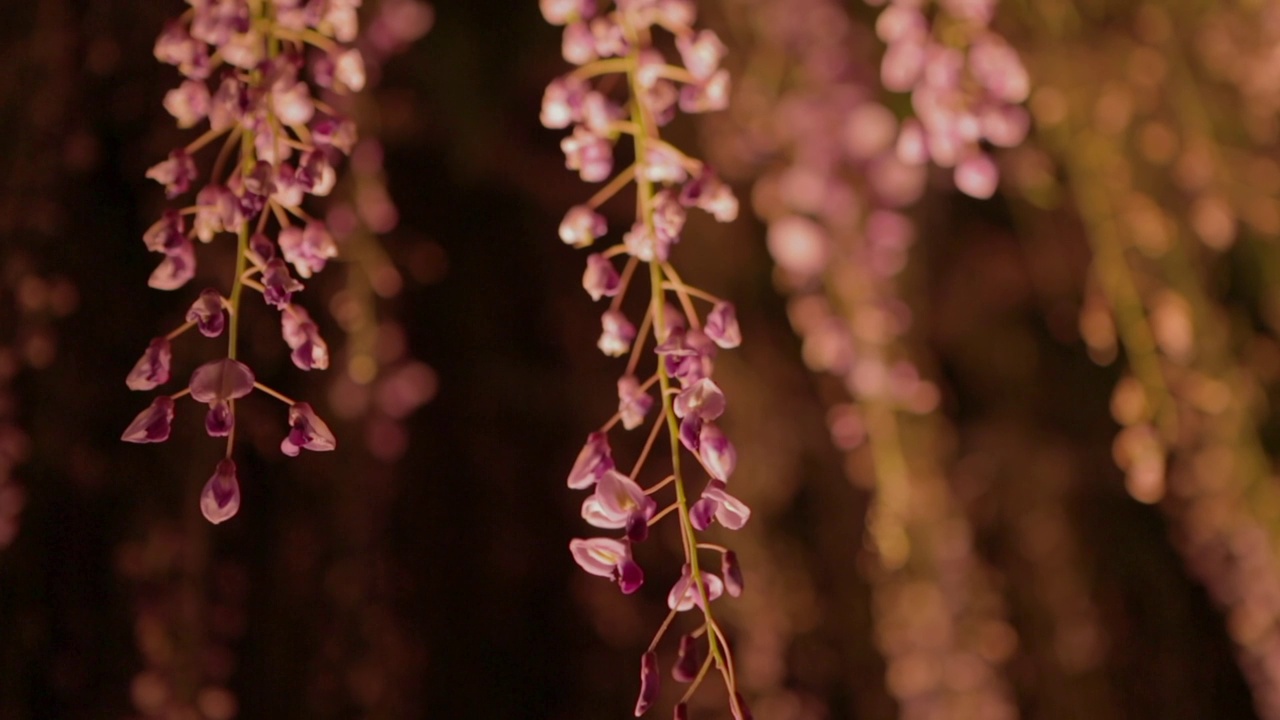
[
  {"x1": 126, "y1": 338, "x2": 172, "y2": 391},
  {"x1": 673, "y1": 704, "x2": 689, "y2": 720},
  {"x1": 722, "y1": 550, "x2": 744, "y2": 597},
  {"x1": 672, "y1": 634, "x2": 702, "y2": 683},
  {"x1": 625, "y1": 512, "x2": 649, "y2": 543},
  {"x1": 634, "y1": 651, "x2": 659, "y2": 717},
  {"x1": 689, "y1": 496, "x2": 716, "y2": 531},
  {"x1": 121, "y1": 396, "x2": 175, "y2": 444},
  {"x1": 262, "y1": 259, "x2": 303, "y2": 309},
  {"x1": 616, "y1": 557, "x2": 644, "y2": 594},
  {"x1": 280, "y1": 402, "x2": 337, "y2": 456},
  {"x1": 281, "y1": 306, "x2": 330, "y2": 370},
  {"x1": 678, "y1": 416, "x2": 702, "y2": 453}
]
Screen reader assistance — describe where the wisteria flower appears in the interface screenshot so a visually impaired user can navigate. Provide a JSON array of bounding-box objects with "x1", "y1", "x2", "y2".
[
  {"x1": 280, "y1": 402, "x2": 337, "y2": 456},
  {"x1": 281, "y1": 306, "x2": 330, "y2": 371},
  {"x1": 121, "y1": 396, "x2": 176, "y2": 444},
  {"x1": 673, "y1": 377, "x2": 726, "y2": 420},
  {"x1": 617, "y1": 375, "x2": 653, "y2": 430},
  {"x1": 569, "y1": 537, "x2": 644, "y2": 593},
  {"x1": 560, "y1": 205, "x2": 607, "y2": 247},
  {"x1": 634, "y1": 651, "x2": 660, "y2": 716},
  {"x1": 186, "y1": 289, "x2": 227, "y2": 337},
  {"x1": 126, "y1": 337, "x2": 172, "y2": 391},
  {"x1": 689, "y1": 480, "x2": 751, "y2": 531},
  {"x1": 263, "y1": 259, "x2": 303, "y2": 309},
  {"x1": 567, "y1": 431, "x2": 614, "y2": 489},
  {"x1": 667, "y1": 564, "x2": 724, "y2": 611},
  {"x1": 698, "y1": 422, "x2": 736, "y2": 481},
  {"x1": 145, "y1": 149, "x2": 198, "y2": 198},
  {"x1": 598, "y1": 310, "x2": 636, "y2": 357},
  {"x1": 189, "y1": 358, "x2": 255, "y2": 436},
  {"x1": 278, "y1": 221, "x2": 338, "y2": 278},
  {"x1": 200, "y1": 458, "x2": 241, "y2": 525},
  {"x1": 583, "y1": 253, "x2": 621, "y2": 300},
  {"x1": 704, "y1": 302, "x2": 741, "y2": 349}
]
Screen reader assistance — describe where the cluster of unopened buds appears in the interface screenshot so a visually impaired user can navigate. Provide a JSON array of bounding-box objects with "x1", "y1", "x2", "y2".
[
  {"x1": 872, "y1": 0, "x2": 1030, "y2": 198},
  {"x1": 542, "y1": 0, "x2": 752, "y2": 716},
  {"x1": 122, "y1": 0, "x2": 369, "y2": 523}
]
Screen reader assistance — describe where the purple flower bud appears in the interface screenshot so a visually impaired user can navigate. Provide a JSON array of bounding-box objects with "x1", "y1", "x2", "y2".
[
  {"x1": 617, "y1": 375, "x2": 653, "y2": 430},
  {"x1": 562, "y1": 21, "x2": 598, "y2": 65},
  {"x1": 676, "y1": 29, "x2": 726, "y2": 80},
  {"x1": 598, "y1": 310, "x2": 637, "y2": 357},
  {"x1": 704, "y1": 302, "x2": 741, "y2": 349},
  {"x1": 143, "y1": 210, "x2": 186, "y2": 253},
  {"x1": 233, "y1": 161, "x2": 275, "y2": 218},
  {"x1": 698, "y1": 422, "x2": 736, "y2": 481},
  {"x1": 954, "y1": 153, "x2": 998, "y2": 199},
  {"x1": 673, "y1": 378, "x2": 725, "y2": 420},
  {"x1": 127, "y1": 338, "x2": 172, "y2": 391},
  {"x1": 583, "y1": 254, "x2": 621, "y2": 301},
  {"x1": 146, "y1": 149, "x2": 198, "y2": 198},
  {"x1": 194, "y1": 184, "x2": 241, "y2": 242},
  {"x1": 561, "y1": 126, "x2": 614, "y2": 183},
  {"x1": 280, "y1": 402, "x2": 337, "y2": 456},
  {"x1": 281, "y1": 306, "x2": 330, "y2": 370},
  {"x1": 163, "y1": 80, "x2": 211, "y2": 128},
  {"x1": 541, "y1": 75, "x2": 589, "y2": 129},
  {"x1": 672, "y1": 634, "x2": 702, "y2": 682},
  {"x1": 121, "y1": 396, "x2": 176, "y2": 444},
  {"x1": 199, "y1": 458, "x2": 241, "y2": 525},
  {"x1": 722, "y1": 550, "x2": 744, "y2": 597},
  {"x1": 652, "y1": 190, "x2": 686, "y2": 244},
  {"x1": 678, "y1": 415, "x2": 702, "y2": 453},
  {"x1": 205, "y1": 400, "x2": 234, "y2": 437},
  {"x1": 667, "y1": 564, "x2": 724, "y2": 611},
  {"x1": 297, "y1": 150, "x2": 337, "y2": 196},
  {"x1": 189, "y1": 358, "x2": 255, "y2": 404},
  {"x1": 279, "y1": 220, "x2": 338, "y2": 278},
  {"x1": 262, "y1": 259, "x2": 303, "y2": 309},
  {"x1": 568, "y1": 431, "x2": 614, "y2": 489},
  {"x1": 148, "y1": 238, "x2": 197, "y2": 291},
  {"x1": 186, "y1": 289, "x2": 227, "y2": 338},
  {"x1": 617, "y1": 557, "x2": 645, "y2": 594},
  {"x1": 634, "y1": 651, "x2": 660, "y2": 716},
  {"x1": 155, "y1": 21, "x2": 210, "y2": 78},
  {"x1": 560, "y1": 205, "x2": 607, "y2": 247}
]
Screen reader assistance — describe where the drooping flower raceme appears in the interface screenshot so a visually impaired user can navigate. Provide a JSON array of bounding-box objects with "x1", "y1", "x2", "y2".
[
  {"x1": 123, "y1": 0, "x2": 366, "y2": 523},
  {"x1": 543, "y1": 2, "x2": 749, "y2": 717}
]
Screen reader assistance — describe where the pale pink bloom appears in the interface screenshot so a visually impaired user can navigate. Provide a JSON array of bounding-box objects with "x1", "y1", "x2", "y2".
[
  {"x1": 673, "y1": 377, "x2": 726, "y2": 420},
  {"x1": 194, "y1": 184, "x2": 240, "y2": 242},
  {"x1": 617, "y1": 375, "x2": 653, "y2": 430},
  {"x1": 590, "y1": 16, "x2": 628, "y2": 57},
  {"x1": 567, "y1": 431, "x2": 614, "y2": 489},
  {"x1": 262, "y1": 259, "x2": 303, "y2": 309},
  {"x1": 652, "y1": 190, "x2": 686, "y2": 243},
  {"x1": 146, "y1": 150, "x2": 197, "y2": 198},
  {"x1": 569, "y1": 537, "x2": 644, "y2": 593},
  {"x1": 767, "y1": 215, "x2": 830, "y2": 278},
  {"x1": 698, "y1": 422, "x2": 736, "y2": 480},
  {"x1": 163, "y1": 80, "x2": 211, "y2": 128},
  {"x1": 623, "y1": 222, "x2": 666, "y2": 262},
  {"x1": 969, "y1": 37, "x2": 1030, "y2": 104},
  {"x1": 272, "y1": 77, "x2": 315, "y2": 126},
  {"x1": 221, "y1": 30, "x2": 266, "y2": 69},
  {"x1": 560, "y1": 205, "x2": 607, "y2": 246},
  {"x1": 875, "y1": 5, "x2": 927, "y2": 44},
  {"x1": 842, "y1": 102, "x2": 897, "y2": 160},
  {"x1": 896, "y1": 118, "x2": 929, "y2": 165},
  {"x1": 642, "y1": 145, "x2": 687, "y2": 183},
  {"x1": 689, "y1": 480, "x2": 750, "y2": 530},
  {"x1": 881, "y1": 39, "x2": 925, "y2": 93},
  {"x1": 541, "y1": 76, "x2": 588, "y2": 129},
  {"x1": 561, "y1": 126, "x2": 614, "y2": 182},
  {"x1": 200, "y1": 459, "x2": 241, "y2": 525},
  {"x1": 666, "y1": 564, "x2": 724, "y2": 611},
  {"x1": 280, "y1": 402, "x2": 337, "y2": 456},
  {"x1": 334, "y1": 49, "x2": 367, "y2": 93},
  {"x1": 954, "y1": 153, "x2": 999, "y2": 199},
  {"x1": 541, "y1": 0, "x2": 596, "y2": 25},
  {"x1": 278, "y1": 221, "x2": 338, "y2": 278},
  {"x1": 676, "y1": 29, "x2": 726, "y2": 80},
  {"x1": 980, "y1": 104, "x2": 1031, "y2": 148},
  {"x1": 281, "y1": 306, "x2": 330, "y2": 370},
  {"x1": 583, "y1": 253, "x2": 621, "y2": 300},
  {"x1": 598, "y1": 310, "x2": 636, "y2": 357},
  {"x1": 580, "y1": 91, "x2": 622, "y2": 135},
  {"x1": 562, "y1": 21, "x2": 597, "y2": 65},
  {"x1": 704, "y1": 302, "x2": 741, "y2": 349},
  {"x1": 121, "y1": 396, "x2": 175, "y2": 444},
  {"x1": 126, "y1": 338, "x2": 172, "y2": 391},
  {"x1": 582, "y1": 469, "x2": 657, "y2": 529}
]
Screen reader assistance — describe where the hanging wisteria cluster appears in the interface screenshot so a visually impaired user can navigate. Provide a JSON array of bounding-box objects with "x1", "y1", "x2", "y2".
[
  {"x1": 121, "y1": 0, "x2": 368, "y2": 524},
  {"x1": 541, "y1": 0, "x2": 751, "y2": 715}
]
